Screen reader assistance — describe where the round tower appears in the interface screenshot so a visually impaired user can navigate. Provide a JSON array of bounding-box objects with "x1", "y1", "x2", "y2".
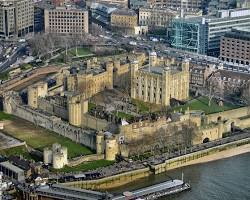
[
  {"x1": 114, "y1": 60, "x2": 121, "y2": 69},
  {"x1": 106, "y1": 62, "x2": 114, "y2": 89},
  {"x1": 43, "y1": 148, "x2": 52, "y2": 164},
  {"x1": 131, "y1": 60, "x2": 139, "y2": 99},
  {"x1": 53, "y1": 152, "x2": 64, "y2": 169},
  {"x1": 149, "y1": 51, "x2": 157, "y2": 67},
  {"x1": 96, "y1": 132, "x2": 105, "y2": 154},
  {"x1": 61, "y1": 146, "x2": 68, "y2": 165},
  {"x1": 218, "y1": 121, "x2": 224, "y2": 139},
  {"x1": 52, "y1": 143, "x2": 61, "y2": 152},
  {"x1": 68, "y1": 95, "x2": 82, "y2": 127},
  {"x1": 105, "y1": 137, "x2": 119, "y2": 161}
]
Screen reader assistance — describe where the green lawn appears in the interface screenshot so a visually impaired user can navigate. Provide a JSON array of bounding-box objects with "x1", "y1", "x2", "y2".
[
  {"x1": 20, "y1": 64, "x2": 32, "y2": 71},
  {"x1": 68, "y1": 47, "x2": 93, "y2": 57},
  {"x1": 3, "y1": 118, "x2": 93, "y2": 158},
  {"x1": 19, "y1": 131, "x2": 93, "y2": 158},
  {"x1": 52, "y1": 160, "x2": 114, "y2": 173},
  {"x1": 0, "y1": 111, "x2": 13, "y2": 121},
  {"x1": 0, "y1": 71, "x2": 9, "y2": 80},
  {"x1": 88, "y1": 102, "x2": 96, "y2": 111},
  {"x1": 115, "y1": 111, "x2": 134, "y2": 121},
  {"x1": 173, "y1": 96, "x2": 239, "y2": 114},
  {"x1": 0, "y1": 145, "x2": 40, "y2": 161},
  {"x1": 132, "y1": 99, "x2": 162, "y2": 113},
  {"x1": 132, "y1": 99, "x2": 150, "y2": 113}
]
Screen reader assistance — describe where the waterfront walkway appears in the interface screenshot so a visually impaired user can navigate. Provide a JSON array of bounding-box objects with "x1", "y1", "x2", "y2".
[{"x1": 49, "y1": 131, "x2": 250, "y2": 182}]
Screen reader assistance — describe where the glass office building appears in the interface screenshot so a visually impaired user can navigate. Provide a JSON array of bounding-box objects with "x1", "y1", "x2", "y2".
[
  {"x1": 170, "y1": 18, "x2": 208, "y2": 54},
  {"x1": 170, "y1": 8, "x2": 250, "y2": 57}
]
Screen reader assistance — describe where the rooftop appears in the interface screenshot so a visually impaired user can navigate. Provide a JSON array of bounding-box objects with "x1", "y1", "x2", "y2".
[
  {"x1": 36, "y1": 184, "x2": 109, "y2": 200},
  {"x1": 174, "y1": 8, "x2": 250, "y2": 24},
  {"x1": 0, "y1": 161, "x2": 24, "y2": 174},
  {"x1": 112, "y1": 9, "x2": 137, "y2": 16},
  {"x1": 224, "y1": 27, "x2": 250, "y2": 41}
]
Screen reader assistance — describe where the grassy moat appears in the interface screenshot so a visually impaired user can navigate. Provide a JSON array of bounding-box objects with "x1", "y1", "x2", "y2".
[{"x1": 1, "y1": 116, "x2": 93, "y2": 158}]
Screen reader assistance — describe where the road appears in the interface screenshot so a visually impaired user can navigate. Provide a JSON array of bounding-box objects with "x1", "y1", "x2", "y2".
[{"x1": 0, "y1": 43, "x2": 27, "y2": 73}]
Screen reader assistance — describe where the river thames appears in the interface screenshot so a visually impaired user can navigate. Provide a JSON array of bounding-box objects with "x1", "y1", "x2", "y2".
[{"x1": 110, "y1": 153, "x2": 250, "y2": 200}]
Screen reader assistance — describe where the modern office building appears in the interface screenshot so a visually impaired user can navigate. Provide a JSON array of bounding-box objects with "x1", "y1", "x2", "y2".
[
  {"x1": 86, "y1": 0, "x2": 128, "y2": 8},
  {"x1": 0, "y1": 0, "x2": 34, "y2": 39},
  {"x1": 220, "y1": 27, "x2": 250, "y2": 65},
  {"x1": 170, "y1": 9, "x2": 250, "y2": 57},
  {"x1": 147, "y1": 0, "x2": 204, "y2": 10},
  {"x1": 90, "y1": 2, "x2": 119, "y2": 27},
  {"x1": 44, "y1": 6, "x2": 89, "y2": 35}
]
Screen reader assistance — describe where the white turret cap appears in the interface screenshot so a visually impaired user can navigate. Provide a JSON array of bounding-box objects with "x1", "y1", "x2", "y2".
[{"x1": 150, "y1": 51, "x2": 157, "y2": 56}]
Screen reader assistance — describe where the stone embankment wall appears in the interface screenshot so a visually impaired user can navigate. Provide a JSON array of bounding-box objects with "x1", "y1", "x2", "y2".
[
  {"x1": 152, "y1": 138, "x2": 250, "y2": 174},
  {"x1": 62, "y1": 137, "x2": 250, "y2": 190},
  {"x1": 62, "y1": 168, "x2": 151, "y2": 190},
  {"x1": 3, "y1": 92, "x2": 97, "y2": 150}
]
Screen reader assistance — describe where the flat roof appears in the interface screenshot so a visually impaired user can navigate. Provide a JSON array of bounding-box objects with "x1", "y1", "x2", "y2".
[
  {"x1": 113, "y1": 180, "x2": 184, "y2": 200},
  {"x1": 141, "y1": 66, "x2": 164, "y2": 75},
  {"x1": 0, "y1": 161, "x2": 24, "y2": 174},
  {"x1": 224, "y1": 27, "x2": 250, "y2": 41},
  {"x1": 52, "y1": 184, "x2": 105, "y2": 196},
  {"x1": 112, "y1": 9, "x2": 137, "y2": 16},
  {"x1": 36, "y1": 184, "x2": 107, "y2": 200}
]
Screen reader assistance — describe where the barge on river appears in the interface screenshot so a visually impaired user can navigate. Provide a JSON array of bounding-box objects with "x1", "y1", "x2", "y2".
[{"x1": 112, "y1": 179, "x2": 190, "y2": 200}]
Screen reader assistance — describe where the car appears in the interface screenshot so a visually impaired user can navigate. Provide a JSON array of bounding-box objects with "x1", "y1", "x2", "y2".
[{"x1": 129, "y1": 41, "x2": 137, "y2": 45}]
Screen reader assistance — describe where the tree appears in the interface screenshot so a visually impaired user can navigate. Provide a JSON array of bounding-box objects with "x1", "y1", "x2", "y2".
[{"x1": 206, "y1": 72, "x2": 223, "y2": 106}]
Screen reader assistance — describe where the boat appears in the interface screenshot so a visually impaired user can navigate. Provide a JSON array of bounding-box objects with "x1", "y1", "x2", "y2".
[{"x1": 112, "y1": 179, "x2": 191, "y2": 200}]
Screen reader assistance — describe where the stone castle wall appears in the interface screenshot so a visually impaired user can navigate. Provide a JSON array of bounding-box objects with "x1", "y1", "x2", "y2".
[
  {"x1": 3, "y1": 92, "x2": 97, "y2": 150},
  {"x1": 206, "y1": 107, "x2": 250, "y2": 123},
  {"x1": 82, "y1": 114, "x2": 110, "y2": 131}
]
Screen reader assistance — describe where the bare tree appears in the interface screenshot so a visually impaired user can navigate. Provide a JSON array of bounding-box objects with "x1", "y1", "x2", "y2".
[{"x1": 206, "y1": 72, "x2": 223, "y2": 106}]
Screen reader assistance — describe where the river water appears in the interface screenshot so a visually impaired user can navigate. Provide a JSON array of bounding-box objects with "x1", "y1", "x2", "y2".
[{"x1": 109, "y1": 153, "x2": 250, "y2": 200}]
